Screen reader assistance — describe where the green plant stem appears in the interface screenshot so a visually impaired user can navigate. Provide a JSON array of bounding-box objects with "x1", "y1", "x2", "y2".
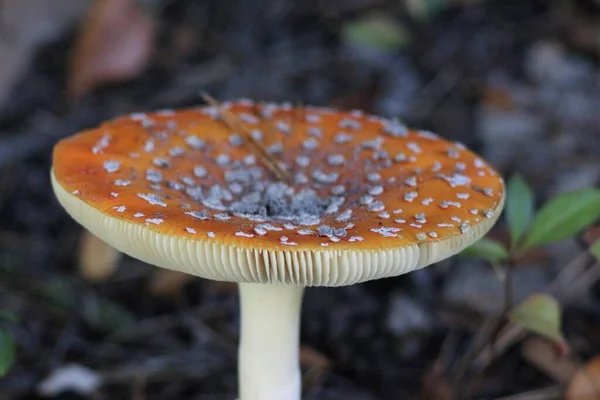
[
  {"x1": 457, "y1": 257, "x2": 516, "y2": 394},
  {"x1": 491, "y1": 257, "x2": 516, "y2": 353}
]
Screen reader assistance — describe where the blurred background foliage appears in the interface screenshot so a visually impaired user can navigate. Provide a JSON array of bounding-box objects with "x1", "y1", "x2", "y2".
[{"x1": 0, "y1": 0, "x2": 599, "y2": 399}]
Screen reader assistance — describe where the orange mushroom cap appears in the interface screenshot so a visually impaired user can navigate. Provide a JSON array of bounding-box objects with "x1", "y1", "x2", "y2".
[{"x1": 51, "y1": 100, "x2": 504, "y2": 285}]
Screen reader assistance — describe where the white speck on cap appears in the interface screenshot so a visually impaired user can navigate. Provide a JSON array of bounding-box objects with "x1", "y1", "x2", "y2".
[
  {"x1": 336, "y1": 209, "x2": 352, "y2": 222},
  {"x1": 215, "y1": 154, "x2": 230, "y2": 165},
  {"x1": 306, "y1": 114, "x2": 321, "y2": 123},
  {"x1": 306, "y1": 127, "x2": 322, "y2": 137},
  {"x1": 404, "y1": 191, "x2": 418, "y2": 202},
  {"x1": 296, "y1": 156, "x2": 310, "y2": 168},
  {"x1": 368, "y1": 186, "x2": 384, "y2": 196},
  {"x1": 193, "y1": 166, "x2": 207, "y2": 178},
  {"x1": 185, "y1": 135, "x2": 205, "y2": 149},
  {"x1": 334, "y1": 132, "x2": 353, "y2": 144},
  {"x1": 440, "y1": 173, "x2": 471, "y2": 188},
  {"x1": 303, "y1": 138, "x2": 319, "y2": 150},
  {"x1": 169, "y1": 147, "x2": 186, "y2": 157},
  {"x1": 143, "y1": 139, "x2": 155, "y2": 153},
  {"x1": 371, "y1": 227, "x2": 401, "y2": 237},
  {"x1": 92, "y1": 135, "x2": 111, "y2": 154},
  {"x1": 326, "y1": 154, "x2": 345, "y2": 166},
  {"x1": 236, "y1": 231, "x2": 254, "y2": 238},
  {"x1": 103, "y1": 160, "x2": 120, "y2": 173},
  {"x1": 137, "y1": 193, "x2": 167, "y2": 207},
  {"x1": 382, "y1": 121, "x2": 408, "y2": 137},
  {"x1": 440, "y1": 201, "x2": 462, "y2": 209},
  {"x1": 243, "y1": 154, "x2": 256, "y2": 165}
]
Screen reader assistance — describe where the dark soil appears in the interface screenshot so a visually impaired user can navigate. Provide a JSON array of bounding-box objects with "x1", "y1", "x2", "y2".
[{"x1": 0, "y1": 0, "x2": 599, "y2": 399}]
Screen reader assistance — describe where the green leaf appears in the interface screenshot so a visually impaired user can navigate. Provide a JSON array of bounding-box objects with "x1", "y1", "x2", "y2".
[
  {"x1": 40, "y1": 280, "x2": 77, "y2": 310},
  {"x1": 460, "y1": 238, "x2": 509, "y2": 264},
  {"x1": 405, "y1": 0, "x2": 448, "y2": 20},
  {"x1": 0, "y1": 311, "x2": 18, "y2": 323},
  {"x1": 510, "y1": 293, "x2": 565, "y2": 345},
  {"x1": 522, "y1": 189, "x2": 600, "y2": 250},
  {"x1": 0, "y1": 328, "x2": 15, "y2": 376},
  {"x1": 506, "y1": 174, "x2": 535, "y2": 249},
  {"x1": 591, "y1": 239, "x2": 600, "y2": 261},
  {"x1": 82, "y1": 296, "x2": 135, "y2": 334},
  {"x1": 341, "y1": 12, "x2": 410, "y2": 52},
  {"x1": 40, "y1": 279, "x2": 134, "y2": 334}
]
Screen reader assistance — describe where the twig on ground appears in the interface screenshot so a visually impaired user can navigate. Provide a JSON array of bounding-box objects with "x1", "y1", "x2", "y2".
[
  {"x1": 100, "y1": 351, "x2": 231, "y2": 384},
  {"x1": 451, "y1": 317, "x2": 499, "y2": 388},
  {"x1": 491, "y1": 386, "x2": 562, "y2": 400}
]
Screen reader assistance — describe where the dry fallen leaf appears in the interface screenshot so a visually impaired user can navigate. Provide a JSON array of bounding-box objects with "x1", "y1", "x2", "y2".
[
  {"x1": 584, "y1": 225, "x2": 600, "y2": 247},
  {"x1": 510, "y1": 293, "x2": 569, "y2": 355},
  {"x1": 68, "y1": 0, "x2": 155, "y2": 99},
  {"x1": 0, "y1": 0, "x2": 90, "y2": 107},
  {"x1": 418, "y1": 362, "x2": 455, "y2": 400},
  {"x1": 567, "y1": 357, "x2": 600, "y2": 400},
  {"x1": 206, "y1": 281, "x2": 238, "y2": 295},
  {"x1": 521, "y1": 338, "x2": 578, "y2": 383},
  {"x1": 300, "y1": 345, "x2": 332, "y2": 370},
  {"x1": 300, "y1": 345, "x2": 332, "y2": 394},
  {"x1": 482, "y1": 85, "x2": 516, "y2": 111},
  {"x1": 78, "y1": 230, "x2": 121, "y2": 282}
]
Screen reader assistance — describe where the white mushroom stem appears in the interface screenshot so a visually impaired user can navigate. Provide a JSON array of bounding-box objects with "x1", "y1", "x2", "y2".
[{"x1": 238, "y1": 282, "x2": 305, "y2": 400}]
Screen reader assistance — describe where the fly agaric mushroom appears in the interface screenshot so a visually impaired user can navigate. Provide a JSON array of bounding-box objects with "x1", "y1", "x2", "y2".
[{"x1": 51, "y1": 100, "x2": 505, "y2": 400}]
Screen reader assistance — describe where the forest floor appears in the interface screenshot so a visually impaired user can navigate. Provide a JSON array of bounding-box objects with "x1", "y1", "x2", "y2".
[{"x1": 0, "y1": 0, "x2": 599, "y2": 399}]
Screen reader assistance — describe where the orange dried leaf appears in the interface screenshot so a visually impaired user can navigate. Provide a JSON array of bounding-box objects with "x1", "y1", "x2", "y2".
[
  {"x1": 78, "y1": 230, "x2": 121, "y2": 281},
  {"x1": 584, "y1": 225, "x2": 600, "y2": 247},
  {"x1": 68, "y1": 0, "x2": 154, "y2": 99},
  {"x1": 207, "y1": 281, "x2": 238, "y2": 295},
  {"x1": 299, "y1": 345, "x2": 332, "y2": 370},
  {"x1": 567, "y1": 356, "x2": 600, "y2": 400},
  {"x1": 482, "y1": 86, "x2": 515, "y2": 111},
  {"x1": 419, "y1": 363, "x2": 454, "y2": 400},
  {"x1": 147, "y1": 270, "x2": 194, "y2": 297},
  {"x1": 521, "y1": 338, "x2": 578, "y2": 383}
]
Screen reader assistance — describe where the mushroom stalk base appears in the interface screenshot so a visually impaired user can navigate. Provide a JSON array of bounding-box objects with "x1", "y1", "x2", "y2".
[{"x1": 238, "y1": 282, "x2": 305, "y2": 400}]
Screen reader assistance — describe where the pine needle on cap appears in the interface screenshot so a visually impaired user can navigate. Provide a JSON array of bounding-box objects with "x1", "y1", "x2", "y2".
[{"x1": 201, "y1": 93, "x2": 291, "y2": 182}]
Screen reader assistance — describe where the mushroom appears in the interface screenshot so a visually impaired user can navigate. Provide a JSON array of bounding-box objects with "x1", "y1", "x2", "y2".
[{"x1": 51, "y1": 101, "x2": 505, "y2": 400}]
